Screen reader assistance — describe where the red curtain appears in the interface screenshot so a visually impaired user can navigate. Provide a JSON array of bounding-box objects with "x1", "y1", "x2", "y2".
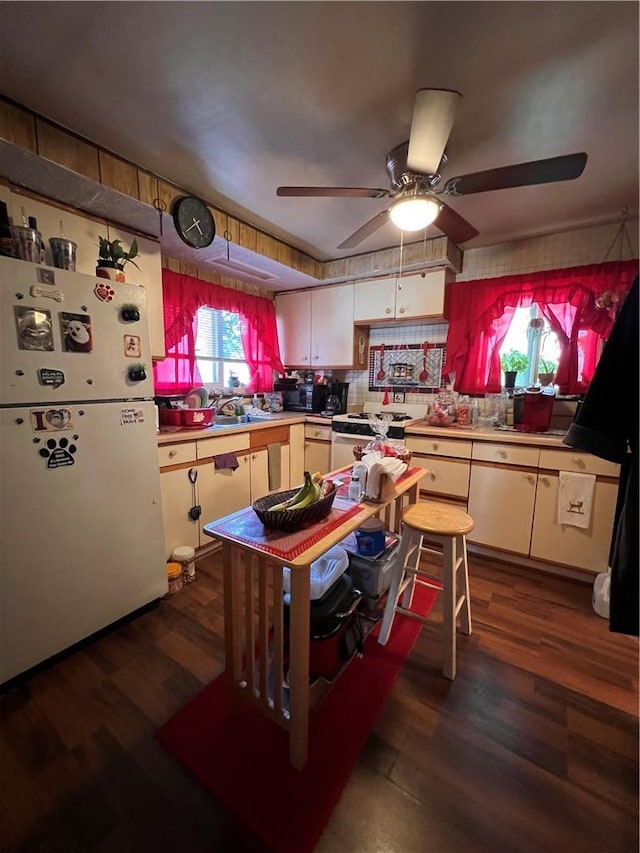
[
  {"x1": 445, "y1": 260, "x2": 638, "y2": 395},
  {"x1": 153, "y1": 270, "x2": 284, "y2": 395}
]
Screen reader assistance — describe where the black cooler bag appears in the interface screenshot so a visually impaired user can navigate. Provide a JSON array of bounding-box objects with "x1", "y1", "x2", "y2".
[{"x1": 284, "y1": 573, "x2": 363, "y2": 680}]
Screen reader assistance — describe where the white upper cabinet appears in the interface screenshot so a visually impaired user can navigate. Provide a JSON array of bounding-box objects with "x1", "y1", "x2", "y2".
[
  {"x1": 354, "y1": 269, "x2": 451, "y2": 323},
  {"x1": 276, "y1": 283, "x2": 356, "y2": 368}
]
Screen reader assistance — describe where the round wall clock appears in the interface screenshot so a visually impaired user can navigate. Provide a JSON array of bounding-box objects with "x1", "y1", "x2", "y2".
[{"x1": 172, "y1": 196, "x2": 216, "y2": 248}]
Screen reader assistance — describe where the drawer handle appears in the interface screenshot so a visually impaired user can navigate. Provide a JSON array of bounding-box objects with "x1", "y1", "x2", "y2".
[
  {"x1": 168, "y1": 449, "x2": 177, "y2": 458},
  {"x1": 572, "y1": 456, "x2": 586, "y2": 468},
  {"x1": 499, "y1": 450, "x2": 507, "y2": 459}
]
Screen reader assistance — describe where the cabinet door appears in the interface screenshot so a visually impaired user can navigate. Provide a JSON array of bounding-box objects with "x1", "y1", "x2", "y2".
[
  {"x1": 304, "y1": 438, "x2": 331, "y2": 477},
  {"x1": 311, "y1": 284, "x2": 354, "y2": 367},
  {"x1": 467, "y1": 464, "x2": 537, "y2": 554},
  {"x1": 395, "y1": 270, "x2": 449, "y2": 319},
  {"x1": 160, "y1": 467, "x2": 201, "y2": 558},
  {"x1": 412, "y1": 455, "x2": 470, "y2": 500},
  {"x1": 289, "y1": 423, "x2": 305, "y2": 486},
  {"x1": 198, "y1": 453, "x2": 251, "y2": 536},
  {"x1": 353, "y1": 278, "x2": 396, "y2": 322},
  {"x1": 108, "y1": 226, "x2": 164, "y2": 360},
  {"x1": 275, "y1": 290, "x2": 312, "y2": 366},
  {"x1": 530, "y1": 475, "x2": 618, "y2": 574},
  {"x1": 250, "y1": 447, "x2": 290, "y2": 502}
]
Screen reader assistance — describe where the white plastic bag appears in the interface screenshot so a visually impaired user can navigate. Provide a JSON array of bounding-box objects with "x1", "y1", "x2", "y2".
[{"x1": 592, "y1": 568, "x2": 611, "y2": 619}]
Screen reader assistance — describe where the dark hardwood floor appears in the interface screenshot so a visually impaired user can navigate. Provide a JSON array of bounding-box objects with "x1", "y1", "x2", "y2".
[{"x1": 1, "y1": 550, "x2": 637, "y2": 853}]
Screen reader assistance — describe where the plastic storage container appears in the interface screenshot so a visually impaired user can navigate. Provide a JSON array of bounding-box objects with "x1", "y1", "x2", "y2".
[
  {"x1": 282, "y1": 544, "x2": 349, "y2": 600},
  {"x1": 165, "y1": 562, "x2": 183, "y2": 597},
  {"x1": 355, "y1": 517, "x2": 385, "y2": 556},
  {"x1": 172, "y1": 545, "x2": 196, "y2": 584},
  {"x1": 159, "y1": 408, "x2": 214, "y2": 428},
  {"x1": 346, "y1": 535, "x2": 400, "y2": 599}
]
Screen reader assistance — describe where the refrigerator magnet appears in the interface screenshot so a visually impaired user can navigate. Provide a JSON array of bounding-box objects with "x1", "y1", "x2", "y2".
[
  {"x1": 121, "y1": 407, "x2": 145, "y2": 425},
  {"x1": 94, "y1": 282, "x2": 115, "y2": 302},
  {"x1": 30, "y1": 407, "x2": 73, "y2": 432},
  {"x1": 124, "y1": 334, "x2": 141, "y2": 358},
  {"x1": 14, "y1": 306, "x2": 54, "y2": 351},
  {"x1": 60, "y1": 312, "x2": 93, "y2": 353},
  {"x1": 38, "y1": 436, "x2": 78, "y2": 469}
]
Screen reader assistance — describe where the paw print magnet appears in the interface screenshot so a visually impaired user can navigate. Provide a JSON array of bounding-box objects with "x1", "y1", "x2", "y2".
[{"x1": 39, "y1": 436, "x2": 78, "y2": 469}]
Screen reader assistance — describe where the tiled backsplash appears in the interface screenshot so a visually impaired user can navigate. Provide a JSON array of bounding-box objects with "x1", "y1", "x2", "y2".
[{"x1": 341, "y1": 219, "x2": 638, "y2": 411}]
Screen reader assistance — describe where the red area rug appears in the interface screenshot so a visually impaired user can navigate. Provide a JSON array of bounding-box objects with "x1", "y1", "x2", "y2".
[{"x1": 155, "y1": 584, "x2": 439, "y2": 853}]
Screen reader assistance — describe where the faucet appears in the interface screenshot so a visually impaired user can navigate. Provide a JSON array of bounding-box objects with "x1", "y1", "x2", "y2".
[{"x1": 216, "y1": 395, "x2": 244, "y2": 416}]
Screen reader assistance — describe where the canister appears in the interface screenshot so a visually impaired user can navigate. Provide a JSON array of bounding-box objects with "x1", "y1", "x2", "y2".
[
  {"x1": 165, "y1": 562, "x2": 183, "y2": 597},
  {"x1": 355, "y1": 517, "x2": 385, "y2": 557},
  {"x1": 172, "y1": 545, "x2": 196, "y2": 584}
]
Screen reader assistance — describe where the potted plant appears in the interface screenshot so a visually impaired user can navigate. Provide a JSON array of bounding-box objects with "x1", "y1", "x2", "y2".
[
  {"x1": 96, "y1": 236, "x2": 140, "y2": 282},
  {"x1": 119, "y1": 301, "x2": 141, "y2": 322},
  {"x1": 500, "y1": 349, "x2": 528, "y2": 389},
  {"x1": 537, "y1": 356, "x2": 557, "y2": 386}
]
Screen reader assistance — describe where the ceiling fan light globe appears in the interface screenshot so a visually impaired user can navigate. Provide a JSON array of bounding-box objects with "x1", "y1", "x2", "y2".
[{"x1": 389, "y1": 197, "x2": 441, "y2": 232}]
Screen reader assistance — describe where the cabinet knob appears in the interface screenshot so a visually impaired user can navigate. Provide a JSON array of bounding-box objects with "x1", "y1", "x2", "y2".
[
  {"x1": 432, "y1": 443, "x2": 438, "y2": 451},
  {"x1": 541, "y1": 476, "x2": 550, "y2": 486},
  {"x1": 572, "y1": 456, "x2": 586, "y2": 468},
  {"x1": 398, "y1": 307, "x2": 405, "y2": 314},
  {"x1": 527, "y1": 474, "x2": 535, "y2": 484},
  {"x1": 430, "y1": 472, "x2": 436, "y2": 481},
  {"x1": 385, "y1": 307, "x2": 392, "y2": 314},
  {"x1": 252, "y1": 453, "x2": 257, "y2": 460},
  {"x1": 169, "y1": 449, "x2": 177, "y2": 458},
  {"x1": 313, "y1": 355, "x2": 319, "y2": 360},
  {"x1": 499, "y1": 450, "x2": 507, "y2": 458}
]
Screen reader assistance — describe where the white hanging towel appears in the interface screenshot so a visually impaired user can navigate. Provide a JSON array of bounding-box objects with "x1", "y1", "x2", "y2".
[{"x1": 557, "y1": 471, "x2": 596, "y2": 529}]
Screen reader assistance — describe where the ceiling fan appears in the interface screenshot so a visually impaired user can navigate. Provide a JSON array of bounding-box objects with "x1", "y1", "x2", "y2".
[{"x1": 277, "y1": 89, "x2": 587, "y2": 250}]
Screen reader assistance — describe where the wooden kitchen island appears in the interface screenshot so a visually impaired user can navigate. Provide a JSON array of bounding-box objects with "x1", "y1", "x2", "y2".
[{"x1": 203, "y1": 465, "x2": 425, "y2": 769}]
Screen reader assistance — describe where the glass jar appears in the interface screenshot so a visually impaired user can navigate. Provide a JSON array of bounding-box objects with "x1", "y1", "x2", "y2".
[
  {"x1": 165, "y1": 562, "x2": 183, "y2": 597},
  {"x1": 172, "y1": 545, "x2": 196, "y2": 584}
]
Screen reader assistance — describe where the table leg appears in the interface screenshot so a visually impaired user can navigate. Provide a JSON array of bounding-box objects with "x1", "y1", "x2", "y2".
[
  {"x1": 288, "y1": 565, "x2": 311, "y2": 769},
  {"x1": 223, "y1": 542, "x2": 243, "y2": 708}
]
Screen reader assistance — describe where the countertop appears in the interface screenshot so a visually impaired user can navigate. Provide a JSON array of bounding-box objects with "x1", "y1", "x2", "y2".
[
  {"x1": 157, "y1": 411, "x2": 571, "y2": 450},
  {"x1": 404, "y1": 422, "x2": 571, "y2": 449}
]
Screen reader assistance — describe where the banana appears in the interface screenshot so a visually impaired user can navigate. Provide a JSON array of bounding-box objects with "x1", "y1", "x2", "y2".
[
  {"x1": 270, "y1": 471, "x2": 320, "y2": 512},
  {"x1": 269, "y1": 473, "x2": 312, "y2": 511},
  {"x1": 286, "y1": 471, "x2": 320, "y2": 509}
]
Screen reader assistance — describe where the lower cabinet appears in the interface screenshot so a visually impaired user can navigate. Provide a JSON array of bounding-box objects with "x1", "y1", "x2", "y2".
[
  {"x1": 304, "y1": 423, "x2": 331, "y2": 475},
  {"x1": 159, "y1": 465, "x2": 201, "y2": 557},
  {"x1": 198, "y1": 453, "x2": 252, "y2": 536},
  {"x1": 467, "y1": 463, "x2": 537, "y2": 555},
  {"x1": 529, "y1": 449, "x2": 620, "y2": 573}
]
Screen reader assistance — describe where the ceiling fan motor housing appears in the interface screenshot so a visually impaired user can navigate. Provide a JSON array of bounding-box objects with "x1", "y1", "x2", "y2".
[{"x1": 385, "y1": 141, "x2": 444, "y2": 193}]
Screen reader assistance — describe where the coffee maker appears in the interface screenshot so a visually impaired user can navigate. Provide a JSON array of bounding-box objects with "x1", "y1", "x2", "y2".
[{"x1": 322, "y1": 382, "x2": 349, "y2": 417}]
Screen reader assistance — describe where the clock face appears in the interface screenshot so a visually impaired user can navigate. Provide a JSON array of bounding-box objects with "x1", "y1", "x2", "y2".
[{"x1": 172, "y1": 196, "x2": 216, "y2": 248}]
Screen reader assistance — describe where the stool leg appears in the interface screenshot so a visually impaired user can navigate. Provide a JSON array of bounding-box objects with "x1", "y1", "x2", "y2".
[
  {"x1": 459, "y1": 534, "x2": 472, "y2": 636},
  {"x1": 442, "y1": 536, "x2": 456, "y2": 680},
  {"x1": 378, "y1": 527, "x2": 417, "y2": 646},
  {"x1": 400, "y1": 531, "x2": 422, "y2": 610}
]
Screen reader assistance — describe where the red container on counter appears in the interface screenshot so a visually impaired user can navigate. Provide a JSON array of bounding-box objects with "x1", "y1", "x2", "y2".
[
  {"x1": 513, "y1": 386, "x2": 555, "y2": 432},
  {"x1": 159, "y1": 408, "x2": 214, "y2": 428}
]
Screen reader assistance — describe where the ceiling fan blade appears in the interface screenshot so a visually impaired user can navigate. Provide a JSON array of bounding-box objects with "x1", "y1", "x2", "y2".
[
  {"x1": 337, "y1": 209, "x2": 390, "y2": 250},
  {"x1": 277, "y1": 186, "x2": 390, "y2": 198},
  {"x1": 407, "y1": 88, "x2": 462, "y2": 175},
  {"x1": 435, "y1": 201, "x2": 479, "y2": 244},
  {"x1": 441, "y1": 152, "x2": 588, "y2": 196}
]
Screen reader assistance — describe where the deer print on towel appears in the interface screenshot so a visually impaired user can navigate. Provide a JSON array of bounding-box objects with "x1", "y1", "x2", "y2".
[{"x1": 567, "y1": 499, "x2": 585, "y2": 514}]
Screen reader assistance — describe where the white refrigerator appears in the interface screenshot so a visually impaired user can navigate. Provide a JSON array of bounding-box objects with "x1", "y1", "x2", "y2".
[{"x1": 0, "y1": 256, "x2": 167, "y2": 684}]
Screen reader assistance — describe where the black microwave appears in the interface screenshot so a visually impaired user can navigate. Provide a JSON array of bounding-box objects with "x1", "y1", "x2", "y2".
[{"x1": 274, "y1": 380, "x2": 327, "y2": 413}]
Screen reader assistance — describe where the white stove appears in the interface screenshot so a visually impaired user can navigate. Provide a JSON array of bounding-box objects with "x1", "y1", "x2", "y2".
[{"x1": 330, "y1": 403, "x2": 426, "y2": 469}]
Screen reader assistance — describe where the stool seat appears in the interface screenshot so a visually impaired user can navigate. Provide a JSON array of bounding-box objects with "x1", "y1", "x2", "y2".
[
  {"x1": 402, "y1": 502, "x2": 474, "y2": 537},
  {"x1": 378, "y1": 500, "x2": 474, "y2": 680}
]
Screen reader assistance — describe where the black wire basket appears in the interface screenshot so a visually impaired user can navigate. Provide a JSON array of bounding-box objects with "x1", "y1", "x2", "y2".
[{"x1": 252, "y1": 485, "x2": 338, "y2": 530}]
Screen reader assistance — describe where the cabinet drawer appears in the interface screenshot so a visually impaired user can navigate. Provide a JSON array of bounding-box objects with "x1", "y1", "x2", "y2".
[
  {"x1": 412, "y1": 456, "x2": 470, "y2": 499},
  {"x1": 158, "y1": 442, "x2": 197, "y2": 468},
  {"x1": 406, "y1": 436, "x2": 472, "y2": 459},
  {"x1": 304, "y1": 424, "x2": 331, "y2": 442},
  {"x1": 196, "y1": 433, "x2": 250, "y2": 460},
  {"x1": 538, "y1": 449, "x2": 621, "y2": 478},
  {"x1": 472, "y1": 442, "x2": 539, "y2": 468}
]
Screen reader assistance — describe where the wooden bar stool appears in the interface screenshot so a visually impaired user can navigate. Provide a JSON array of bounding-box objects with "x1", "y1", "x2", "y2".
[{"x1": 378, "y1": 501, "x2": 474, "y2": 680}]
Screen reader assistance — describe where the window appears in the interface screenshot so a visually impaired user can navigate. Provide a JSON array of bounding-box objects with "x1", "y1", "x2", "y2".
[
  {"x1": 500, "y1": 304, "x2": 561, "y2": 386},
  {"x1": 194, "y1": 306, "x2": 250, "y2": 388}
]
